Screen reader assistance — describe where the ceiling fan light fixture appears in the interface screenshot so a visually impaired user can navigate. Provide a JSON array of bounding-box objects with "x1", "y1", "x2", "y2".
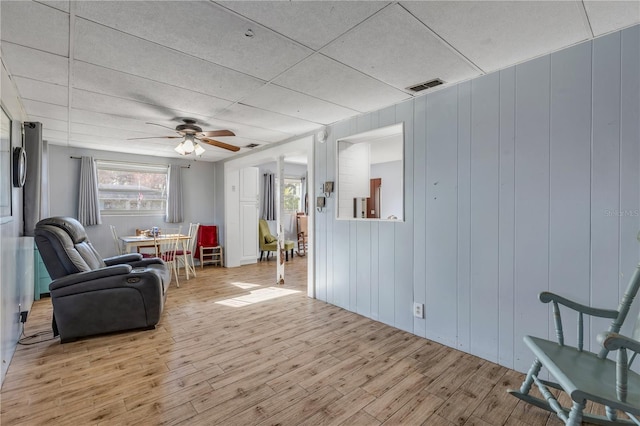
[
  {"x1": 182, "y1": 135, "x2": 195, "y2": 153},
  {"x1": 194, "y1": 143, "x2": 205, "y2": 156},
  {"x1": 174, "y1": 143, "x2": 186, "y2": 155}
]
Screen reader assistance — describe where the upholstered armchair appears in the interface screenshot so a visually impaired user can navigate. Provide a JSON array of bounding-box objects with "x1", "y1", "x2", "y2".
[
  {"x1": 34, "y1": 217, "x2": 171, "y2": 343},
  {"x1": 258, "y1": 219, "x2": 294, "y2": 261}
]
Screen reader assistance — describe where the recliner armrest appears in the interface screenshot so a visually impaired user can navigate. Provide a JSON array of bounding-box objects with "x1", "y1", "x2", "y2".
[
  {"x1": 49, "y1": 265, "x2": 133, "y2": 290},
  {"x1": 104, "y1": 253, "x2": 143, "y2": 265},
  {"x1": 127, "y1": 258, "x2": 165, "y2": 268}
]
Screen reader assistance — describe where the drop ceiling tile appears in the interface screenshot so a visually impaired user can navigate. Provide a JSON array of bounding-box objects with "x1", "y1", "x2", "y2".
[
  {"x1": 70, "y1": 122, "x2": 167, "y2": 141},
  {"x1": 13, "y1": 77, "x2": 68, "y2": 106},
  {"x1": 218, "y1": 1, "x2": 388, "y2": 50},
  {"x1": 73, "y1": 62, "x2": 233, "y2": 118},
  {"x1": 72, "y1": 89, "x2": 211, "y2": 124},
  {"x1": 216, "y1": 103, "x2": 320, "y2": 135},
  {"x1": 0, "y1": 1, "x2": 68, "y2": 56},
  {"x1": 74, "y1": 18, "x2": 265, "y2": 101},
  {"x1": 584, "y1": 1, "x2": 640, "y2": 36},
  {"x1": 71, "y1": 109, "x2": 159, "y2": 133},
  {"x1": 75, "y1": 1, "x2": 311, "y2": 80},
  {"x1": 22, "y1": 99, "x2": 68, "y2": 121},
  {"x1": 241, "y1": 84, "x2": 359, "y2": 124},
  {"x1": 197, "y1": 118, "x2": 291, "y2": 143},
  {"x1": 402, "y1": 1, "x2": 592, "y2": 72},
  {"x1": 274, "y1": 54, "x2": 410, "y2": 113},
  {"x1": 42, "y1": 129, "x2": 69, "y2": 144},
  {"x1": 39, "y1": 1, "x2": 70, "y2": 13},
  {"x1": 321, "y1": 4, "x2": 479, "y2": 90},
  {"x1": 1, "y1": 43, "x2": 68, "y2": 85},
  {"x1": 29, "y1": 115, "x2": 68, "y2": 133}
]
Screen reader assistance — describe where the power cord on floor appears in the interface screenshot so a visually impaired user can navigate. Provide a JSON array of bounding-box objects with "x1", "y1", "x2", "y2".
[{"x1": 17, "y1": 323, "x2": 58, "y2": 345}]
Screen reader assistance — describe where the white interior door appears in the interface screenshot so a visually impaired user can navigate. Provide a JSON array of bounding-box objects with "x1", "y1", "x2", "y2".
[{"x1": 239, "y1": 167, "x2": 259, "y2": 264}]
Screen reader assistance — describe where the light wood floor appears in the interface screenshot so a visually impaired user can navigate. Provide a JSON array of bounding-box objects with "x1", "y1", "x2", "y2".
[{"x1": 1, "y1": 257, "x2": 593, "y2": 425}]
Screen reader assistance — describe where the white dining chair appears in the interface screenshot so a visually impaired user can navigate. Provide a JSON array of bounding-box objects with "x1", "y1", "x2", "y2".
[
  {"x1": 176, "y1": 223, "x2": 199, "y2": 278},
  {"x1": 158, "y1": 227, "x2": 181, "y2": 287},
  {"x1": 109, "y1": 225, "x2": 123, "y2": 255}
]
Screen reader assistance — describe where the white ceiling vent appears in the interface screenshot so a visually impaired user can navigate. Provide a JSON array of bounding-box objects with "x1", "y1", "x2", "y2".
[{"x1": 407, "y1": 78, "x2": 445, "y2": 92}]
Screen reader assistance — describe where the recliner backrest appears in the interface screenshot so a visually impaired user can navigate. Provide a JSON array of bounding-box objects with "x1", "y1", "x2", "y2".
[{"x1": 35, "y1": 217, "x2": 106, "y2": 279}]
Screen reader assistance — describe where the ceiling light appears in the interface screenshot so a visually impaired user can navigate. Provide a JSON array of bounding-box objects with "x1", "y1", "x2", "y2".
[
  {"x1": 182, "y1": 135, "x2": 195, "y2": 153},
  {"x1": 174, "y1": 143, "x2": 186, "y2": 155},
  {"x1": 194, "y1": 143, "x2": 205, "y2": 156}
]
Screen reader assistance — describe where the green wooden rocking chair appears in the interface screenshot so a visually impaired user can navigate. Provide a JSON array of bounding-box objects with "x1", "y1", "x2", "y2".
[{"x1": 509, "y1": 263, "x2": 640, "y2": 425}]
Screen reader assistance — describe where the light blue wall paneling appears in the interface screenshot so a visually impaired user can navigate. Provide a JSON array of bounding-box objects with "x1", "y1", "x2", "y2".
[
  {"x1": 619, "y1": 25, "x2": 640, "y2": 337},
  {"x1": 457, "y1": 82, "x2": 472, "y2": 352},
  {"x1": 356, "y1": 221, "x2": 370, "y2": 316},
  {"x1": 548, "y1": 42, "x2": 593, "y2": 349},
  {"x1": 394, "y1": 101, "x2": 415, "y2": 333},
  {"x1": 590, "y1": 32, "x2": 622, "y2": 350},
  {"x1": 314, "y1": 25, "x2": 640, "y2": 372},
  {"x1": 424, "y1": 87, "x2": 458, "y2": 346},
  {"x1": 498, "y1": 67, "x2": 516, "y2": 367},
  {"x1": 470, "y1": 73, "x2": 500, "y2": 362},
  {"x1": 331, "y1": 120, "x2": 351, "y2": 309},
  {"x1": 413, "y1": 95, "x2": 427, "y2": 338},
  {"x1": 314, "y1": 122, "x2": 327, "y2": 302},
  {"x1": 513, "y1": 55, "x2": 552, "y2": 372},
  {"x1": 377, "y1": 222, "x2": 395, "y2": 326}
]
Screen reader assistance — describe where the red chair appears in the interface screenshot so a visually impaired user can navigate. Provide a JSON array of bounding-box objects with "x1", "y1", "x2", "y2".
[{"x1": 195, "y1": 225, "x2": 223, "y2": 268}]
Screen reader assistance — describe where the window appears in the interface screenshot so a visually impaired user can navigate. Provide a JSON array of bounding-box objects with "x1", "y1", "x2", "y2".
[
  {"x1": 283, "y1": 178, "x2": 302, "y2": 212},
  {"x1": 96, "y1": 160, "x2": 167, "y2": 215}
]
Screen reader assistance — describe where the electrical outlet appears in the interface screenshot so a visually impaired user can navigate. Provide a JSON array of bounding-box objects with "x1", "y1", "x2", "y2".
[
  {"x1": 413, "y1": 302, "x2": 424, "y2": 319},
  {"x1": 19, "y1": 311, "x2": 28, "y2": 323}
]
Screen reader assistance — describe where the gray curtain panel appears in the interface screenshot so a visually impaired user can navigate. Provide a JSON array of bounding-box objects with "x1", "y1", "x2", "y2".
[
  {"x1": 77, "y1": 156, "x2": 101, "y2": 226},
  {"x1": 165, "y1": 164, "x2": 183, "y2": 223},
  {"x1": 261, "y1": 173, "x2": 276, "y2": 220}
]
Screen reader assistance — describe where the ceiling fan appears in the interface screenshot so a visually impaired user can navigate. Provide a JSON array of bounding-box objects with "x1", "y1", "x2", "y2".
[{"x1": 128, "y1": 118, "x2": 240, "y2": 155}]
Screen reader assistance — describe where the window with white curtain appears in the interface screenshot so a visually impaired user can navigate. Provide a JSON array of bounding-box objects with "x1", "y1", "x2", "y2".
[{"x1": 96, "y1": 160, "x2": 167, "y2": 215}]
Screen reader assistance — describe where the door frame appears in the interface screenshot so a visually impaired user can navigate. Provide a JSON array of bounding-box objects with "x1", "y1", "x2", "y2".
[{"x1": 223, "y1": 136, "x2": 315, "y2": 298}]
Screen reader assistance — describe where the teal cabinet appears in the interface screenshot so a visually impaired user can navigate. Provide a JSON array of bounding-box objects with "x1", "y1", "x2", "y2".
[{"x1": 34, "y1": 247, "x2": 51, "y2": 300}]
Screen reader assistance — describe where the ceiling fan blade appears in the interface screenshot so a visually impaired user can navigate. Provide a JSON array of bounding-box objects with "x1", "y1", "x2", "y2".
[
  {"x1": 127, "y1": 136, "x2": 183, "y2": 140},
  {"x1": 199, "y1": 137, "x2": 241, "y2": 152},
  {"x1": 146, "y1": 122, "x2": 179, "y2": 132},
  {"x1": 198, "y1": 130, "x2": 236, "y2": 138}
]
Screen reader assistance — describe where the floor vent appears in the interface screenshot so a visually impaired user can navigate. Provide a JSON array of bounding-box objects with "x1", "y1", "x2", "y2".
[{"x1": 407, "y1": 78, "x2": 445, "y2": 92}]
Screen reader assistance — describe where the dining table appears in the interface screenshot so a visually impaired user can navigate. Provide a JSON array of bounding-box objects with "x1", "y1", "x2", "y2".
[{"x1": 119, "y1": 234, "x2": 193, "y2": 280}]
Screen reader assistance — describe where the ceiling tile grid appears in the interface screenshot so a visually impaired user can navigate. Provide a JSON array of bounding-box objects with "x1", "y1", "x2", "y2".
[
  {"x1": 401, "y1": 1, "x2": 592, "y2": 73},
  {"x1": 273, "y1": 54, "x2": 411, "y2": 113},
  {"x1": 217, "y1": 1, "x2": 389, "y2": 50},
  {"x1": 75, "y1": 0, "x2": 312, "y2": 81},
  {"x1": 320, "y1": 4, "x2": 480, "y2": 91}
]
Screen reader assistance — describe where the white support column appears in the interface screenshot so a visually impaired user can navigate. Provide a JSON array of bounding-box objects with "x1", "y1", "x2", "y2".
[{"x1": 276, "y1": 155, "x2": 285, "y2": 285}]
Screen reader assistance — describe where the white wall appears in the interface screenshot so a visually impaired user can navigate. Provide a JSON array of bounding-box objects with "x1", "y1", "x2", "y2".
[
  {"x1": 314, "y1": 26, "x2": 640, "y2": 372},
  {"x1": 371, "y1": 160, "x2": 402, "y2": 219},
  {"x1": 48, "y1": 145, "x2": 217, "y2": 257}
]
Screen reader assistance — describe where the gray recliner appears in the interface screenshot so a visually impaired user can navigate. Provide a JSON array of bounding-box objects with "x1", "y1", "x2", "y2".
[{"x1": 34, "y1": 217, "x2": 171, "y2": 343}]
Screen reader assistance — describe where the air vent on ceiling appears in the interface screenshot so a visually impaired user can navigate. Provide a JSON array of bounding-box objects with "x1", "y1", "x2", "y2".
[
  {"x1": 245, "y1": 143, "x2": 260, "y2": 149},
  {"x1": 407, "y1": 78, "x2": 445, "y2": 92}
]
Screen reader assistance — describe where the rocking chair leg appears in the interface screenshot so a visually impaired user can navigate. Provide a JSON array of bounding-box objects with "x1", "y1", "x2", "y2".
[
  {"x1": 520, "y1": 358, "x2": 542, "y2": 394},
  {"x1": 567, "y1": 400, "x2": 586, "y2": 426}
]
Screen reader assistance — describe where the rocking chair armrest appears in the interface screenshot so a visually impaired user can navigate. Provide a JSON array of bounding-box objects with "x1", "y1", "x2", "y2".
[
  {"x1": 539, "y1": 292, "x2": 618, "y2": 319},
  {"x1": 598, "y1": 332, "x2": 640, "y2": 354}
]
